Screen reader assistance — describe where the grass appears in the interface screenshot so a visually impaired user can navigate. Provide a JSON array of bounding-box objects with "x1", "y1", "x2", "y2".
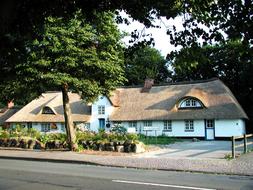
[{"x1": 139, "y1": 135, "x2": 180, "y2": 145}]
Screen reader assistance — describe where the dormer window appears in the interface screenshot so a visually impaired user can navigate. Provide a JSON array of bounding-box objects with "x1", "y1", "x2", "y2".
[
  {"x1": 42, "y1": 106, "x2": 55, "y2": 114},
  {"x1": 178, "y1": 97, "x2": 203, "y2": 109}
]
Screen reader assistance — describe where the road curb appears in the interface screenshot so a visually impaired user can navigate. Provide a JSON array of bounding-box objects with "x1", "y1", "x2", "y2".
[
  {"x1": 0, "y1": 155, "x2": 252, "y2": 177},
  {"x1": 0, "y1": 155, "x2": 102, "y2": 166}
]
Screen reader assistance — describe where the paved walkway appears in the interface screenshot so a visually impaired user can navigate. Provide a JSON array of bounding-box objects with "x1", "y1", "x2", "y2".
[
  {"x1": 0, "y1": 148, "x2": 253, "y2": 176},
  {"x1": 137, "y1": 140, "x2": 245, "y2": 159}
]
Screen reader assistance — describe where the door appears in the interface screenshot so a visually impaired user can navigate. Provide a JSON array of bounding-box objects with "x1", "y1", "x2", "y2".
[
  {"x1": 99, "y1": 119, "x2": 105, "y2": 130},
  {"x1": 205, "y1": 119, "x2": 215, "y2": 140}
]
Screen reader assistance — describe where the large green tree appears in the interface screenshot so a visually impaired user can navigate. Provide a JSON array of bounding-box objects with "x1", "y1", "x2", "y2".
[
  {"x1": 124, "y1": 46, "x2": 171, "y2": 85},
  {"x1": 0, "y1": 0, "x2": 211, "y2": 96},
  {"x1": 16, "y1": 11, "x2": 125, "y2": 150}
]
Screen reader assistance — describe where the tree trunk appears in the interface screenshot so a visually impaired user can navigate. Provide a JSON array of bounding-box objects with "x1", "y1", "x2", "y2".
[{"x1": 62, "y1": 83, "x2": 78, "y2": 151}]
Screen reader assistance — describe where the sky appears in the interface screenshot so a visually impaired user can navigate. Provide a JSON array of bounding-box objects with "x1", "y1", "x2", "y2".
[{"x1": 118, "y1": 12, "x2": 184, "y2": 57}]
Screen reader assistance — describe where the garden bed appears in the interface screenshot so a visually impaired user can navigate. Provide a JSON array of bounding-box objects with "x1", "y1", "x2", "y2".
[{"x1": 0, "y1": 126, "x2": 178, "y2": 154}]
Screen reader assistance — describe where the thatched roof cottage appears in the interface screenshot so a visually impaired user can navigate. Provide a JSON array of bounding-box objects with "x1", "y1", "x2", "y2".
[{"x1": 6, "y1": 78, "x2": 247, "y2": 139}]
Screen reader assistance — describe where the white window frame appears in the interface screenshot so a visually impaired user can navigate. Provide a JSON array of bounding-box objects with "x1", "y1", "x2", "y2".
[
  {"x1": 129, "y1": 121, "x2": 137, "y2": 131},
  {"x1": 179, "y1": 98, "x2": 202, "y2": 109},
  {"x1": 143, "y1": 121, "x2": 152, "y2": 127},
  {"x1": 185, "y1": 120, "x2": 194, "y2": 132},
  {"x1": 163, "y1": 120, "x2": 172, "y2": 131},
  {"x1": 98, "y1": 105, "x2": 105, "y2": 115},
  {"x1": 41, "y1": 123, "x2": 50, "y2": 132}
]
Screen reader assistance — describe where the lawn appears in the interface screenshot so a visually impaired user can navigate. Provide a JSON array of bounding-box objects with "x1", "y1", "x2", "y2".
[{"x1": 139, "y1": 135, "x2": 180, "y2": 145}]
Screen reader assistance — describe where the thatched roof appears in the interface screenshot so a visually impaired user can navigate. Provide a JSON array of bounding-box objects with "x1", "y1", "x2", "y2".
[
  {"x1": 109, "y1": 79, "x2": 248, "y2": 121},
  {"x1": 6, "y1": 92, "x2": 91, "y2": 123},
  {"x1": 6, "y1": 79, "x2": 247, "y2": 123},
  {"x1": 0, "y1": 107, "x2": 20, "y2": 125}
]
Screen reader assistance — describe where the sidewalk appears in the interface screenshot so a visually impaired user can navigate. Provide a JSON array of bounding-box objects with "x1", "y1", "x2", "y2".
[{"x1": 0, "y1": 149, "x2": 252, "y2": 176}]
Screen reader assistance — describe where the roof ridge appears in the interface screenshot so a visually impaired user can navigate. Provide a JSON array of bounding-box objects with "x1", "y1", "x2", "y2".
[{"x1": 118, "y1": 78, "x2": 219, "y2": 89}]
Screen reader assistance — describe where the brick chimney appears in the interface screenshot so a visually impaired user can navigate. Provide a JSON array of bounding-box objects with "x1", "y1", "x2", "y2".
[
  {"x1": 141, "y1": 79, "x2": 154, "y2": 93},
  {"x1": 7, "y1": 100, "x2": 14, "y2": 109}
]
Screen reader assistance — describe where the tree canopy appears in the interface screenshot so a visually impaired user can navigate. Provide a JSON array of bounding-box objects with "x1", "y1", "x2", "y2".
[
  {"x1": 124, "y1": 46, "x2": 171, "y2": 85},
  {"x1": 8, "y1": 11, "x2": 125, "y2": 150}
]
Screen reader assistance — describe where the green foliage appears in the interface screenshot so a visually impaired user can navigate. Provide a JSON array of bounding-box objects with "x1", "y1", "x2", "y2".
[
  {"x1": 76, "y1": 129, "x2": 139, "y2": 144},
  {"x1": 124, "y1": 46, "x2": 171, "y2": 85},
  {"x1": 138, "y1": 134, "x2": 179, "y2": 145},
  {"x1": 111, "y1": 125, "x2": 127, "y2": 135},
  {"x1": 18, "y1": 10, "x2": 125, "y2": 103},
  {"x1": 39, "y1": 133, "x2": 67, "y2": 144},
  {"x1": 5, "y1": 124, "x2": 41, "y2": 139},
  {"x1": 168, "y1": 1, "x2": 252, "y2": 48},
  {"x1": 0, "y1": 130, "x2": 9, "y2": 139},
  {"x1": 39, "y1": 134, "x2": 50, "y2": 144},
  {"x1": 224, "y1": 154, "x2": 233, "y2": 160}
]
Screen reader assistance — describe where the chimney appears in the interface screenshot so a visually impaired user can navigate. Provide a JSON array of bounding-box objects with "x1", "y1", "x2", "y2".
[
  {"x1": 7, "y1": 100, "x2": 14, "y2": 109},
  {"x1": 141, "y1": 79, "x2": 154, "y2": 93}
]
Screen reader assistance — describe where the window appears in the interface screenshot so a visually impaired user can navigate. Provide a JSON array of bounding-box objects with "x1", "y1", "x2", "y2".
[
  {"x1": 129, "y1": 121, "x2": 137, "y2": 131},
  {"x1": 163, "y1": 120, "x2": 172, "y2": 131},
  {"x1": 113, "y1": 121, "x2": 121, "y2": 127},
  {"x1": 179, "y1": 98, "x2": 203, "y2": 109},
  {"x1": 143, "y1": 121, "x2": 152, "y2": 127},
  {"x1": 41, "y1": 123, "x2": 50, "y2": 132},
  {"x1": 185, "y1": 99, "x2": 191, "y2": 107},
  {"x1": 27, "y1": 123, "x2": 32, "y2": 130},
  {"x1": 51, "y1": 123, "x2": 58, "y2": 130},
  {"x1": 129, "y1": 121, "x2": 137, "y2": 128},
  {"x1": 191, "y1": 100, "x2": 196, "y2": 106},
  {"x1": 84, "y1": 123, "x2": 90, "y2": 130},
  {"x1": 206, "y1": 120, "x2": 214, "y2": 128},
  {"x1": 61, "y1": 123, "x2": 65, "y2": 132},
  {"x1": 98, "y1": 105, "x2": 105, "y2": 114},
  {"x1": 42, "y1": 106, "x2": 55, "y2": 114},
  {"x1": 185, "y1": 120, "x2": 194, "y2": 132}
]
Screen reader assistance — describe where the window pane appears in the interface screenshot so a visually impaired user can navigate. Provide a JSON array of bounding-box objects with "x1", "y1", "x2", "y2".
[
  {"x1": 163, "y1": 120, "x2": 172, "y2": 131},
  {"x1": 98, "y1": 105, "x2": 105, "y2": 114},
  {"x1": 185, "y1": 120, "x2": 194, "y2": 131},
  {"x1": 144, "y1": 121, "x2": 152, "y2": 127}
]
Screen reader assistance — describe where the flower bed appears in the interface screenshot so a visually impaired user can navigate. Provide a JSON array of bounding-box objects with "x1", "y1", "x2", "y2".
[{"x1": 0, "y1": 126, "x2": 146, "y2": 153}]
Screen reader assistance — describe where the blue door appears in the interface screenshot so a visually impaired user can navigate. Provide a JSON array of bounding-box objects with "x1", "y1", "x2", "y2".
[{"x1": 99, "y1": 119, "x2": 105, "y2": 130}]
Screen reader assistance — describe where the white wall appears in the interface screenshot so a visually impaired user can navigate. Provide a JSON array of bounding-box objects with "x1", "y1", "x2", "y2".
[
  {"x1": 118, "y1": 119, "x2": 246, "y2": 137},
  {"x1": 10, "y1": 122, "x2": 65, "y2": 133},
  {"x1": 215, "y1": 119, "x2": 245, "y2": 137},
  {"x1": 90, "y1": 95, "x2": 114, "y2": 132},
  {"x1": 32, "y1": 122, "x2": 65, "y2": 133},
  {"x1": 120, "y1": 120, "x2": 206, "y2": 137}
]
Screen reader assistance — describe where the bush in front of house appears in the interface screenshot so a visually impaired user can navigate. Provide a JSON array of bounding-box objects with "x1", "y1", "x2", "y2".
[
  {"x1": 0, "y1": 126, "x2": 146, "y2": 153},
  {"x1": 0, "y1": 126, "x2": 68, "y2": 150},
  {"x1": 75, "y1": 129, "x2": 145, "y2": 153}
]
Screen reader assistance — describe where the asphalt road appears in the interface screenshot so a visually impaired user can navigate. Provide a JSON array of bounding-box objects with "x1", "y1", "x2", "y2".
[{"x1": 0, "y1": 159, "x2": 252, "y2": 190}]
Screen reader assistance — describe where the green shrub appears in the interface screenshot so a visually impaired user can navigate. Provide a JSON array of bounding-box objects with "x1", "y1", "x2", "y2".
[
  {"x1": 125, "y1": 133, "x2": 138, "y2": 141},
  {"x1": 0, "y1": 130, "x2": 9, "y2": 138},
  {"x1": 39, "y1": 134, "x2": 50, "y2": 144},
  {"x1": 111, "y1": 125, "x2": 127, "y2": 135}
]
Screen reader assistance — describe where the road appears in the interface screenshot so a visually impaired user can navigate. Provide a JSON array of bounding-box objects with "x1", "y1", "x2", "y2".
[{"x1": 0, "y1": 159, "x2": 252, "y2": 190}]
